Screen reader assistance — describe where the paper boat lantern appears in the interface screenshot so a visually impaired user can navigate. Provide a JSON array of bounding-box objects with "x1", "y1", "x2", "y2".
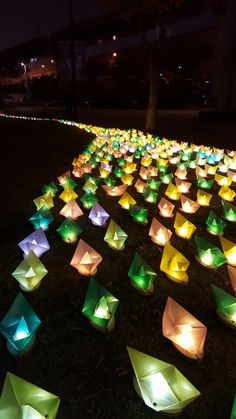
[
  {"x1": 197, "y1": 177, "x2": 214, "y2": 190},
  {"x1": 141, "y1": 156, "x2": 152, "y2": 167},
  {"x1": 121, "y1": 173, "x2": 134, "y2": 185},
  {"x1": 139, "y1": 166, "x2": 148, "y2": 180},
  {"x1": 80, "y1": 191, "x2": 97, "y2": 209},
  {"x1": 88, "y1": 203, "x2": 109, "y2": 227},
  {"x1": 104, "y1": 220, "x2": 128, "y2": 250},
  {"x1": 197, "y1": 189, "x2": 213, "y2": 206},
  {"x1": 160, "y1": 242, "x2": 190, "y2": 284},
  {"x1": 82, "y1": 180, "x2": 98, "y2": 194},
  {"x1": 0, "y1": 372, "x2": 60, "y2": 418},
  {"x1": 129, "y1": 205, "x2": 148, "y2": 224},
  {"x1": 128, "y1": 252, "x2": 156, "y2": 294},
  {"x1": 59, "y1": 198, "x2": 83, "y2": 219},
  {"x1": 205, "y1": 210, "x2": 226, "y2": 236},
  {"x1": 61, "y1": 176, "x2": 77, "y2": 190},
  {"x1": 18, "y1": 228, "x2": 50, "y2": 258},
  {"x1": 175, "y1": 178, "x2": 192, "y2": 193},
  {"x1": 41, "y1": 181, "x2": 58, "y2": 197},
  {"x1": 59, "y1": 187, "x2": 78, "y2": 203},
  {"x1": 12, "y1": 250, "x2": 48, "y2": 291},
  {"x1": 29, "y1": 209, "x2": 53, "y2": 231},
  {"x1": 0, "y1": 293, "x2": 41, "y2": 355},
  {"x1": 135, "y1": 179, "x2": 147, "y2": 193},
  {"x1": 127, "y1": 347, "x2": 200, "y2": 415},
  {"x1": 195, "y1": 235, "x2": 226, "y2": 269},
  {"x1": 211, "y1": 284, "x2": 236, "y2": 328},
  {"x1": 33, "y1": 193, "x2": 54, "y2": 210},
  {"x1": 220, "y1": 236, "x2": 236, "y2": 266},
  {"x1": 174, "y1": 167, "x2": 188, "y2": 180},
  {"x1": 57, "y1": 170, "x2": 70, "y2": 186},
  {"x1": 118, "y1": 192, "x2": 136, "y2": 210},
  {"x1": 57, "y1": 218, "x2": 82, "y2": 243},
  {"x1": 143, "y1": 187, "x2": 158, "y2": 204},
  {"x1": 114, "y1": 166, "x2": 124, "y2": 178},
  {"x1": 149, "y1": 218, "x2": 172, "y2": 246},
  {"x1": 180, "y1": 195, "x2": 200, "y2": 214},
  {"x1": 104, "y1": 176, "x2": 116, "y2": 186},
  {"x1": 231, "y1": 394, "x2": 236, "y2": 419},
  {"x1": 72, "y1": 166, "x2": 85, "y2": 178},
  {"x1": 102, "y1": 184, "x2": 127, "y2": 196},
  {"x1": 222, "y1": 200, "x2": 236, "y2": 222},
  {"x1": 227, "y1": 265, "x2": 236, "y2": 295},
  {"x1": 162, "y1": 297, "x2": 207, "y2": 360},
  {"x1": 218, "y1": 185, "x2": 235, "y2": 202},
  {"x1": 147, "y1": 178, "x2": 161, "y2": 191},
  {"x1": 158, "y1": 197, "x2": 175, "y2": 218},
  {"x1": 70, "y1": 239, "x2": 102, "y2": 276},
  {"x1": 160, "y1": 173, "x2": 173, "y2": 184},
  {"x1": 215, "y1": 173, "x2": 232, "y2": 186},
  {"x1": 174, "y1": 212, "x2": 196, "y2": 239},
  {"x1": 82, "y1": 278, "x2": 119, "y2": 332}
]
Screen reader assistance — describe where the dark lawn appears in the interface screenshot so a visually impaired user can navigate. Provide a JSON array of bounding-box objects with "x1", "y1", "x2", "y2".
[{"x1": 0, "y1": 116, "x2": 235, "y2": 419}]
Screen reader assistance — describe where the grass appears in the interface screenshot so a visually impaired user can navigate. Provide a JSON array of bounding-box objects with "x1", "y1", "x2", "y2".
[{"x1": 0, "y1": 115, "x2": 235, "y2": 419}]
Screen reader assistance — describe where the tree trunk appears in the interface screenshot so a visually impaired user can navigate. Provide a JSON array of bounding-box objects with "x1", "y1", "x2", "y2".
[
  {"x1": 213, "y1": 0, "x2": 236, "y2": 112},
  {"x1": 145, "y1": 50, "x2": 158, "y2": 133}
]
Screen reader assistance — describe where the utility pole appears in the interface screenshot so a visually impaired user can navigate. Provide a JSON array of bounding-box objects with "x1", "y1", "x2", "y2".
[{"x1": 70, "y1": 0, "x2": 77, "y2": 120}]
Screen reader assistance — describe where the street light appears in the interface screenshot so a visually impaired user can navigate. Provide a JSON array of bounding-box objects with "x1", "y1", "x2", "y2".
[{"x1": 20, "y1": 62, "x2": 28, "y2": 91}]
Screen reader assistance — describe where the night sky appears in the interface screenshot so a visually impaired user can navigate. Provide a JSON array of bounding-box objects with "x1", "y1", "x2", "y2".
[{"x1": 0, "y1": 0, "x2": 106, "y2": 52}]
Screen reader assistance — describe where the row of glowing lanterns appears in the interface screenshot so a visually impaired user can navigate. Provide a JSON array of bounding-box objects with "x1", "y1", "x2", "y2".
[{"x1": 0, "y1": 113, "x2": 236, "y2": 418}]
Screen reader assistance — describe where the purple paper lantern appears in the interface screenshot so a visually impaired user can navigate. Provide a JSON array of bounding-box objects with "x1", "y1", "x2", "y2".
[
  {"x1": 18, "y1": 228, "x2": 50, "y2": 258},
  {"x1": 88, "y1": 203, "x2": 110, "y2": 227}
]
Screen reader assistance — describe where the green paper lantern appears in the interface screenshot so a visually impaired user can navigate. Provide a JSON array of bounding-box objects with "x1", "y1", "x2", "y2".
[
  {"x1": 12, "y1": 250, "x2": 48, "y2": 291},
  {"x1": 0, "y1": 293, "x2": 41, "y2": 356},
  {"x1": 211, "y1": 284, "x2": 236, "y2": 328},
  {"x1": 104, "y1": 220, "x2": 128, "y2": 250},
  {"x1": 160, "y1": 173, "x2": 173, "y2": 184},
  {"x1": 197, "y1": 177, "x2": 214, "y2": 190},
  {"x1": 82, "y1": 278, "x2": 119, "y2": 331},
  {"x1": 222, "y1": 200, "x2": 236, "y2": 222},
  {"x1": 29, "y1": 209, "x2": 53, "y2": 231},
  {"x1": 41, "y1": 181, "x2": 58, "y2": 197},
  {"x1": 62, "y1": 176, "x2": 77, "y2": 190},
  {"x1": 80, "y1": 191, "x2": 97, "y2": 209},
  {"x1": 0, "y1": 372, "x2": 60, "y2": 418},
  {"x1": 231, "y1": 394, "x2": 236, "y2": 419},
  {"x1": 147, "y1": 178, "x2": 161, "y2": 191},
  {"x1": 127, "y1": 347, "x2": 200, "y2": 415},
  {"x1": 57, "y1": 218, "x2": 82, "y2": 243},
  {"x1": 129, "y1": 205, "x2": 148, "y2": 225},
  {"x1": 143, "y1": 187, "x2": 158, "y2": 204},
  {"x1": 195, "y1": 235, "x2": 226, "y2": 269},
  {"x1": 205, "y1": 210, "x2": 226, "y2": 236},
  {"x1": 128, "y1": 252, "x2": 156, "y2": 294},
  {"x1": 114, "y1": 166, "x2": 125, "y2": 178},
  {"x1": 104, "y1": 176, "x2": 116, "y2": 186}
]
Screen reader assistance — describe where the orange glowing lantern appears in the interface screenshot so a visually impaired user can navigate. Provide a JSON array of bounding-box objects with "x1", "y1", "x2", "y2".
[
  {"x1": 227, "y1": 265, "x2": 236, "y2": 295},
  {"x1": 158, "y1": 198, "x2": 175, "y2": 218},
  {"x1": 163, "y1": 297, "x2": 207, "y2": 360},
  {"x1": 149, "y1": 218, "x2": 172, "y2": 246},
  {"x1": 179, "y1": 195, "x2": 200, "y2": 214},
  {"x1": 102, "y1": 184, "x2": 127, "y2": 197},
  {"x1": 59, "y1": 198, "x2": 83, "y2": 219},
  {"x1": 70, "y1": 239, "x2": 102, "y2": 276},
  {"x1": 135, "y1": 179, "x2": 147, "y2": 194},
  {"x1": 175, "y1": 178, "x2": 192, "y2": 193}
]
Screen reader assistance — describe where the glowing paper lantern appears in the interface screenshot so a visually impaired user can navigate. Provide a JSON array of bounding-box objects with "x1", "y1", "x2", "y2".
[
  {"x1": 70, "y1": 239, "x2": 102, "y2": 276},
  {"x1": 195, "y1": 235, "x2": 226, "y2": 269},
  {"x1": 149, "y1": 218, "x2": 172, "y2": 246},
  {"x1": 104, "y1": 220, "x2": 128, "y2": 250},
  {"x1": 222, "y1": 200, "x2": 236, "y2": 222},
  {"x1": 143, "y1": 187, "x2": 158, "y2": 204},
  {"x1": 82, "y1": 278, "x2": 119, "y2": 332},
  {"x1": 0, "y1": 372, "x2": 60, "y2": 418},
  {"x1": 158, "y1": 197, "x2": 175, "y2": 218},
  {"x1": 0, "y1": 293, "x2": 41, "y2": 355},
  {"x1": 83, "y1": 179, "x2": 98, "y2": 194},
  {"x1": 57, "y1": 170, "x2": 70, "y2": 186},
  {"x1": 18, "y1": 228, "x2": 50, "y2": 257},
  {"x1": 57, "y1": 218, "x2": 82, "y2": 243},
  {"x1": 121, "y1": 173, "x2": 134, "y2": 185},
  {"x1": 80, "y1": 191, "x2": 97, "y2": 209},
  {"x1": 104, "y1": 176, "x2": 116, "y2": 186},
  {"x1": 174, "y1": 212, "x2": 196, "y2": 239},
  {"x1": 197, "y1": 189, "x2": 213, "y2": 206},
  {"x1": 129, "y1": 205, "x2": 148, "y2": 224},
  {"x1": 211, "y1": 284, "x2": 236, "y2": 328},
  {"x1": 59, "y1": 198, "x2": 83, "y2": 219},
  {"x1": 128, "y1": 252, "x2": 156, "y2": 294},
  {"x1": 162, "y1": 297, "x2": 207, "y2": 360},
  {"x1": 61, "y1": 176, "x2": 77, "y2": 190},
  {"x1": 174, "y1": 167, "x2": 188, "y2": 180},
  {"x1": 134, "y1": 179, "x2": 147, "y2": 193},
  {"x1": 231, "y1": 394, "x2": 236, "y2": 419},
  {"x1": 228, "y1": 265, "x2": 236, "y2": 295},
  {"x1": 88, "y1": 203, "x2": 109, "y2": 227},
  {"x1": 102, "y1": 184, "x2": 127, "y2": 196},
  {"x1": 33, "y1": 193, "x2": 54, "y2": 210},
  {"x1": 29, "y1": 209, "x2": 53, "y2": 231},
  {"x1": 41, "y1": 181, "x2": 58, "y2": 197},
  {"x1": 139, "y1": 166, "x2": 148, "y2": 180},
  {"x1": 220, "y1": 236, "x2": 236, "y2": 266},
  {"x1": 118, "y1": 192, "x2": 136, "y2": 210},
  {"x1": 160, "y1": 242, "x2": 190, "y2": 284},
  {"x1": 165, "y1": 183, "x2": 181, "y2": 201},
  {"x1": 218, "y1": 185, "x2": 235, "y2": 202},
  {"x1": 179, "y1": 195, "x2": 200, "y2": 214},
  {"x1": 205, "y1": 210, "x2": 226, "y2": 236},
  {"x1": 161, "y1": 173, "x2": 173, "y2": 184},
  {"x1": 215, "y1": 173, "x2": 232, "y2": 186},
  {"x1": 197, "y1": 177, "x2": 214, "y2": 190},
  {"x1": 59, "y1": 187, "x2": 78, "y2": 203},
  {"x1": 114, "y1": 166, "x2": 124, "y2": 178},
  {"x1": 127, "y1": 347, "x2": 200, "y2": 415},
  {"x1": 12, "y1": 250, "x2": 48, "y2": 291},
  {"x1": 175, "y1": 178, "x2": 192, "y2": 193},
  {"x1": 147, "y1": 178, "x2": 161, "y2": 191}
]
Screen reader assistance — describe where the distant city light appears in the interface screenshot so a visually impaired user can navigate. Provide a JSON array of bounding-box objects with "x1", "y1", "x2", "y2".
[
  {"x1": 50, "y1": 59, "x2": 54, "y2": 63},
  {"x1": 41, "y1": 64, "x2": 45, "y2": 68},
  {"x1": 178, "y1": 65, "x2": 183, "y2": 69},
  {"x1": 113, "y1": 52, "x2": 117, "y2": 57},
  {"x1": 113, "y1": 35, "x2": 117, "y2": 41}
]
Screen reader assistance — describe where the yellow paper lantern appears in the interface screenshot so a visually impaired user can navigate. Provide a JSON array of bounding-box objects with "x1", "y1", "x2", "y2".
[
  {"x1": 197, "y1": 189, "x2": 213, "y2": 206},
  {"x1": 174, "y1": 212, "x2": 196, "y2": 239},
  {"x1": 220, "y1": 236, "x2": 236, "y2": 266},
  {"x1": 160, "y1": 242, "x2": 190, "y2": 284},
  {"x1": 165, "y1": 183, "x2": 181, "y2": 201},
  {"x1": 118, "y1": 192, "x2": 136, "y2": 210}
]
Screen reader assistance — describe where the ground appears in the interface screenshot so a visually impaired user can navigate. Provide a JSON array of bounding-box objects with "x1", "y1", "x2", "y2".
[{"x1": 0, "y1": 115, "x2": 235, "y2": 419}]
